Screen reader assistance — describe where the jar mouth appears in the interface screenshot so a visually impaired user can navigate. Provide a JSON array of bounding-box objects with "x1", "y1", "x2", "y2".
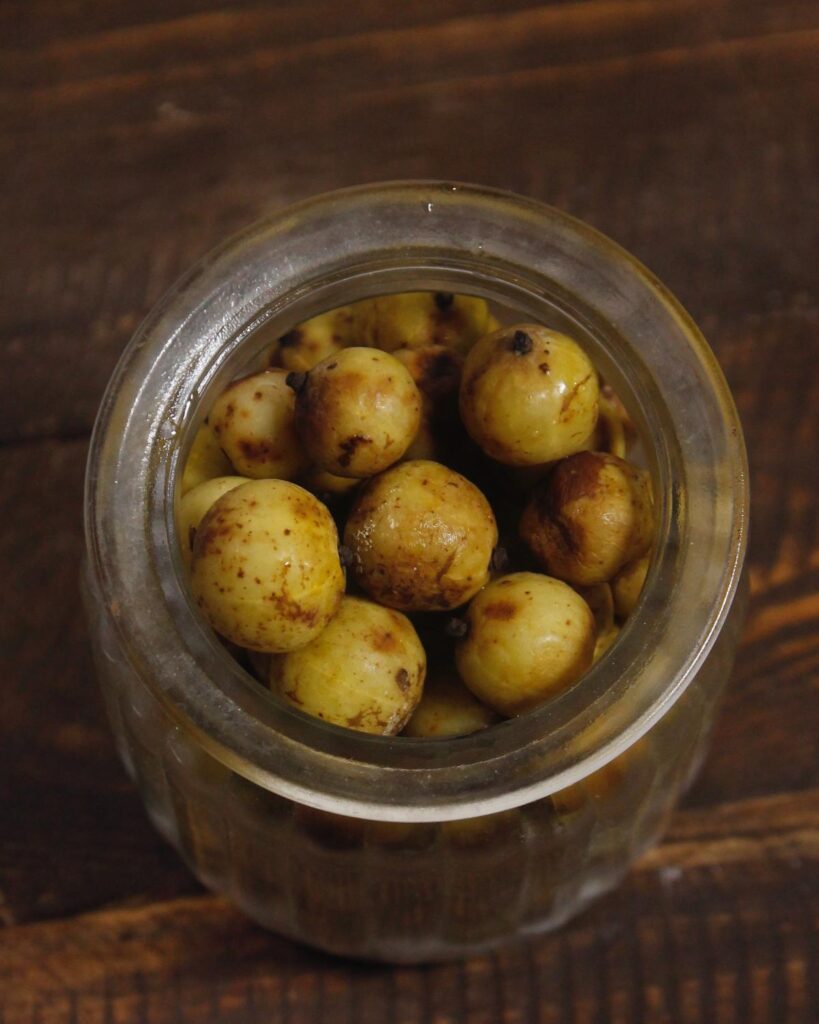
[{"x1": 85, "y1": 181, "x2": 748, "y2": 821}]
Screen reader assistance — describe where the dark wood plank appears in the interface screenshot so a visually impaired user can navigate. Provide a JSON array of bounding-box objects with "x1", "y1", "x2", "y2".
[
  {"x1": 2, "y1": 1, "x2": 819, "y2": 1020},
  {"x1": 0, "y1": 0, "x2": 817, "y2": 441},
  {"x1": 0, "y1": 0, "x2": 539, "y2": 52},
  {"x1": 0, "y1": 439, "x2": 201, "y2": 926},
  {"x1": 2, "y1": 789, "x2": 818, "y2": 1022}
]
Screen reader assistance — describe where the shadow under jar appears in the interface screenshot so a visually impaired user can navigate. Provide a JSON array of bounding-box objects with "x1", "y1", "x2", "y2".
[{"x1": 83, "y1": 181, "x2": 748, "y2": 962}]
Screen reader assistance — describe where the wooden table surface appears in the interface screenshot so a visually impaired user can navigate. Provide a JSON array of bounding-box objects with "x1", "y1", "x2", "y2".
[{"x1": 2, "y1": 1, "x2": 818, "y2": 1020}]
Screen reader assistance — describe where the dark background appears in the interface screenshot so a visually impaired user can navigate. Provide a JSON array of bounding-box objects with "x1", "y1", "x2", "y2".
[{"x1": 2, "y1": 1, "x2": 818, "y2": 1020}]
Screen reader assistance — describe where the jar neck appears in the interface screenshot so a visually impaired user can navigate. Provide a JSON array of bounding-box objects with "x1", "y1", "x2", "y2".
[{"x1": 85, "y1": 182, "x2": 748, "y2": 821}]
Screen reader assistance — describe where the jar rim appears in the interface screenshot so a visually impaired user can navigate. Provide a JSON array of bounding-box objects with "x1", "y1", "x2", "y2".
[{"x1": 85, "y1": 180, "x2": 748, "y2": 821}]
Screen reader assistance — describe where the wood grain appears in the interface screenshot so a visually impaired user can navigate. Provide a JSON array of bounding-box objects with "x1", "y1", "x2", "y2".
[
  {"x1": 1, "y1": 0, "x2": 816, "y2": 440},
  {"x1": 2, "y1": 790, "x2": 818, "y2": 1021},
  {"x1": 0, "y1": 443, "x2": 200, "y2": 926},
  {"x1": 2, "y1": 0, "x2": 819, "y2": 1020}
]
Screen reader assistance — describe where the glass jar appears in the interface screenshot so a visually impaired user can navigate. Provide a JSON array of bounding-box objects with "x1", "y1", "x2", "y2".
[{"x1": 83, "y1": 181, "x2": 748, "y2": 962}]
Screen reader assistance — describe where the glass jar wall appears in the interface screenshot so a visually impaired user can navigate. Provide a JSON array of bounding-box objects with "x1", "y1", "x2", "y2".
[{"x1": 83, "y1": 182, "x2": 748, "y2": 961}]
